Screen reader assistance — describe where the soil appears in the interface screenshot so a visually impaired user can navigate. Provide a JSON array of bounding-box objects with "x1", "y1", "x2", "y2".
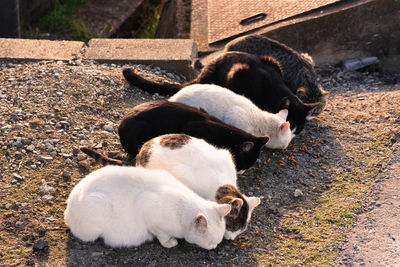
[{"x1": 0, "y1": 59, "x2": 399, "y2": 266}]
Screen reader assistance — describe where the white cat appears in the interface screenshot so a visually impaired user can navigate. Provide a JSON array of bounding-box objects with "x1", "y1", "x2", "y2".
[
  {"x1": 169, "y1": 84, "x2": 294, "y2": 149},
  {"x1": 64, "y1": 166, "x2": 231, "y2": 250},
  {"x1": 136, "y1": 134, "x2": 261, "y2": 240}
]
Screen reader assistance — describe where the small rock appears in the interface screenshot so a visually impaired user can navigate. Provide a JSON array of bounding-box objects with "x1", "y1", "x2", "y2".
[
  {"x1": 14, "y1": 140, "x2": 23, "y2": 148},
  {"x1": 5, "y1": 203, "x2": 12, "y2": 209},
  {"x1": 91, "y1": 252, "x2": 103, "y2": 257},
  {"x1": 60, "y1": 153, "x2": 73, "y2": 158},
  {"x1": 33, "y1": 238, "x2": 49, "y2": 250},
  {"x1": 103, "y1": 124, "x2": 114, "y2": 132},
  {"x1": 42, "y1": 195, "x2": 54, "y2": 201},
  {"x1": 294, "y1": 189, "x2": 304, "y2": 198},
  {"x1": 37, "y1": 155, "x2": 53, "y2": 162},
  {"x1": 26, "y1": 144, "x2": 35, "y2": 152},
  {"x1": 12, "y1": 173, "x2": 24, "y2": 182},
  {"x1": 45, "y1": 143, "x2": 55, "y2": 151},
  {"x1": 62, "y1": 171, "x2": 71, "y2": 181},
  {"x1": 40, "y1": 180, "x2": 55, "y2": 193},
  {"x1": 77, "y1": 153, "x2": 87, "y2": 161},
  {"x1": 79, "y1": 159, "x2": 91, "y2": 170}
]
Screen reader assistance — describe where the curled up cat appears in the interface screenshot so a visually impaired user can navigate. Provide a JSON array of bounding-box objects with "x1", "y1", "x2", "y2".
[
  {"x1": 80, "y1": 133, "x2": 261, "y2": 240},
  {"x1": 64, "y1": 166, "x2": 231, "y2": 249}
]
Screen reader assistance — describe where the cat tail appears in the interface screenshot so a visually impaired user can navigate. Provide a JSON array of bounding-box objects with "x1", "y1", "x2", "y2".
[
  {"x1": 122, "y1": 68, "x2": 184, "y2": 95},
  {"x1": 79, "y1": 146, "x2": 125, "y2": 166}
]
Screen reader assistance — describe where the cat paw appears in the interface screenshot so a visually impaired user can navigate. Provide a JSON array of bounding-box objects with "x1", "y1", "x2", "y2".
[{"x1": 160, "y1": 237, "x2": 178, "y2": 248}]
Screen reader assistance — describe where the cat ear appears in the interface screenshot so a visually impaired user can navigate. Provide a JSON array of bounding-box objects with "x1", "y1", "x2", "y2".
[
  {"x1": 246, "y1": 196, "x2": 261, "y2": 211},
  {"x1": 216, "y1": 204, "x2": 232, "y2": 218},
  {"x1": 277, "y1": 109, "x2": 289, "y2": 120},
  {"x1": 306, "y1": 115, "x2": 315, "y2": 121},
  {"x1": 194, "y1": 214, "x2": 208, "y2": 232},
  {"x1": 279, "y1": 97, "x2": 291, "y2": 109},
  {"x1": 296, "y1": 87, "x2": 307, "y2": 99},
  {"x1": 228, "y1": 198, "x2": 244, "y2": 217},
  {"x1": 320, "y1": 89, "x2": 329, "y2": 101},
  {"x1": 241, "y1": 141, "x2": 254, "y2": 152},
  {"x1": 199, "y1": 107, "x2": 208, "y2": 114},
  {"x1": 280, "y1": 122, "x2": 290, "y2": 132}
]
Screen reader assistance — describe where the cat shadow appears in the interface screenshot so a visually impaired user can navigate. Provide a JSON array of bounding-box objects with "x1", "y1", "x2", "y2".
[{"x1": 64, "y1": 229, "x2": 245, "y2": 266}]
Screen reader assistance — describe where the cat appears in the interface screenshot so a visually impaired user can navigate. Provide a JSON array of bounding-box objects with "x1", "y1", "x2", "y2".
[
  {"x1": 169, "y1": 84, "x2": 294, "y2": 149},
  {"x1": 122, "y1": 51, "x2": 319, "y2": 134},
  {"x1": 80, "y1": 133, "x2": 261, "y2": 240},
  {"x1": 117, "y1": 100, "x2": 269, "y2": 170},
  {"x1": 64, "y1": 166, "x2": 231, "y2": 249},
  {"x1": 224, "y1": 34, "x2": 329, "y2": 116}
]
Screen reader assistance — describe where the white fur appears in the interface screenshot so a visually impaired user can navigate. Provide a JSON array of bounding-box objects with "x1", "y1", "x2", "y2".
[
  {"x1": 137, "y1": 135, "x2": 261, "y2": 240},
  {"x1": 169, "y1": 84, "x2": 294, "y2": 149},
  {"x1": 64, "y1": 166, "x2": 231, "y2": 250}
]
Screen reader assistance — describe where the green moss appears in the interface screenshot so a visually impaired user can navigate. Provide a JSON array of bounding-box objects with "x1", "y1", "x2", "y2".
[
  {"x1": 256, "y1": 115, "x2": 395, "y2": 266},
  {"x1": 137, "y1": 0, "x2": 164, "y2": 38},
  {"x1": 22, "y1": 0, "x2": 91, "y2": 42}
]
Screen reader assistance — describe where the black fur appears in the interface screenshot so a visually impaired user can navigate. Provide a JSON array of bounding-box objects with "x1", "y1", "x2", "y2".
[
  {"x1": 118, "y1": 100, "x2": 269, "y2": 170},
  {"x1": 122, "y1": 52, "x2": 318, "y2": 133}
]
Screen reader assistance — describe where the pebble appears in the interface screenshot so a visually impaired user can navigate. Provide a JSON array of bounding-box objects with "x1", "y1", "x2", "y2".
[
  {"x1": 77, "y1": 153, "x2": 87, "y2": 161},
  {"x1": 33, "y1": 238, "x2": 49, "y2": 250},
  {"x1": 37, "y1": 155, "x2": 53, "y2": 162},
  {"x1": 42, "y1": 195, "x2": 54, "y2": 201},
  {"x1": 294, "y1": 189, "x2": 304, "y2": 198},
  {"x1": 26, "y1": 144, "x2": 35, "y2": 152},
  {"x1": 62, "y1": 171, "x2": 71, "y2": 181},
  {"x1": 103, "y1": 124, "x2": 114, "y2": 132},
  {"x1": 40, "y1": 180, "x2": 55, "y2": 193}
]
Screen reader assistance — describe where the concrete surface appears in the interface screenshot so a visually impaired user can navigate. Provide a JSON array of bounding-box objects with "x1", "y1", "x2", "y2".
[
  {"x1": 207, "y1": 0, "x2": 340, "y2": 44},
  {"x1": 85, "y1": 38, "x2": 197, "y2": 78},
  {"x1": 192, "y1": 0, "x2": 400, "y2": 73},
  {"x1": 0, "y1": 38, "x2": 198, "y2": 78},
  {"x1": 0, "y1": 38, "x2": 84, "y2": 61},
  {"x1": 337, "y1": 142, "x2": 400, "y2": 266}
]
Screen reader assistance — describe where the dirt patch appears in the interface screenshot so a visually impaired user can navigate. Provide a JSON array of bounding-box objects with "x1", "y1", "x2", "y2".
[{"x1": 0, "y1": 60, "x2": 399, "y2": 266}]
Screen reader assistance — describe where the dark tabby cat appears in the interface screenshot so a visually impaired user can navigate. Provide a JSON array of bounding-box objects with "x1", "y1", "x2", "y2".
[
  {"x1": 123, "y1": 52, "x2": 318, "y2": 133},
  {"x1": 224, "y1": 34, "x2": 329, "y2": 115}
]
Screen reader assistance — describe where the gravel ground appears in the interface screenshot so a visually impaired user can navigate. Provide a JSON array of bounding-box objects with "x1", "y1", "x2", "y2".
[{"x1": 0, "y1": 59, "x2": 399, "y2": 266}]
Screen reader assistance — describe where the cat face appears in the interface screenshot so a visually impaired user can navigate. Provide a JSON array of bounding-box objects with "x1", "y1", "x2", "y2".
[
  {"x1": 215, "y1": 185, "x2": 261, "y2": 240},
  {"x1": 257, "y1": 109, "x2": 293, "y2": 149},
  {"x1": 185, "y1": 204, "x2": 231, "y2": 250},
  {"x1": 279, "y1": 97, "x2": 319, "y2": 134}
]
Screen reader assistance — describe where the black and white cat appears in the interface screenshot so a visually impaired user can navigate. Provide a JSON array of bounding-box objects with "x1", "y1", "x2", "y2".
[
  {"x1": 169, "y1": 84, "x2": 294, "y2": 149},
  {"x1": 117, "y1": 100, "x2": 269, "y2": 170},
  {"x1": 64, "y1": 166, "x2": 231, "y2": 249},
  {"x1": 122, "y1": 51, "x2": 319, "y2": 134},
  {"x1": 224, "y1": 34, "x2": 329, "y2": 116},
  {"x1": 80, "y1": 133, "x2": 261, "y2": 240}
]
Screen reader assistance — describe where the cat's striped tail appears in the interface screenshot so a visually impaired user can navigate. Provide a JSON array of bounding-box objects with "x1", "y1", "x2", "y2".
[
  {"x1": 122, "y1": 68, "x2": 184, "y2": 95},
  {"x1": 79, "y1": 146, "x2": 125, "y2": 166}
]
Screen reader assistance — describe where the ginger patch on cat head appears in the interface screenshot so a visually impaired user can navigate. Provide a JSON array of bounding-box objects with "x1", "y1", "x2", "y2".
[
  {"x1": 227, "y1": 63, "x2": 250, "y2": 81},
  {"x1": 159, "y1": 134, "x2": 191, "y2": 149},
  {"x1": 137, "y1": 139, "x2": 153, "y2": 167},
  {"x1": 215, "y1": 185, "x2": 249, "y2": 233}
]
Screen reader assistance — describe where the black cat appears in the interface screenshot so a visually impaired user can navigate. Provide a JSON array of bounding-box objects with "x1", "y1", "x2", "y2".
[
  {"x1": 117, "y1": 100, "x2": 269, "y2": 170},
  {"x1": 123, "y1": 51, "x2": 318, "y2": 134}
]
